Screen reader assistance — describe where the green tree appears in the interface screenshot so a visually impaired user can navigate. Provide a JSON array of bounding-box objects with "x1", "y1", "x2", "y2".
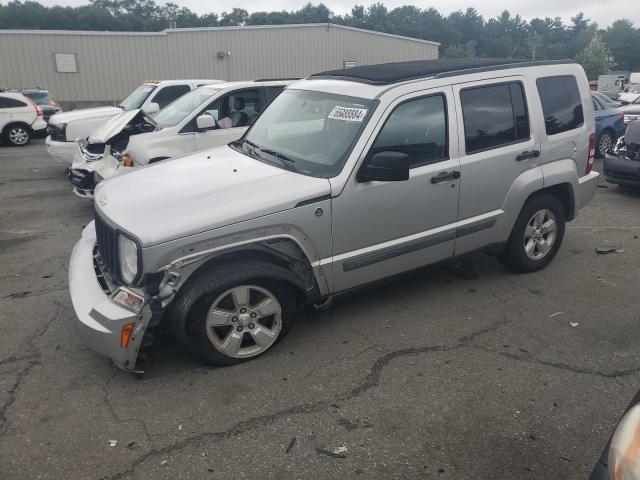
[
  {"x1": 575, "y1": 34, "x2": 613, "y2": 80},
  {"x1": 602, "y1": 20, "x2": 640, "y2": 72},
  {"x1": 442, "y1": 40, "x2": 476, "y2": 58}
]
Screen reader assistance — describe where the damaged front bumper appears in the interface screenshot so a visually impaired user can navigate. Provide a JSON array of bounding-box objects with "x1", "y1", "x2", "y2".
[
  {"x1": 68, "y1": 142, "x2": 125, "y2": 198},
  {"x1": 69, "y1": 222, "x2": 153, "y2": 373}
]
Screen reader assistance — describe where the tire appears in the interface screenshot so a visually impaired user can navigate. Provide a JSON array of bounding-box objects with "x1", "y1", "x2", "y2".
[
  {"x1": 596, "y1": 130, "x2": 614, "y2": 158},
  {"x1": 3, "y1": 123, "x2": 31, "y2": 146},
  {"x1": 168, "y1": 261, "x2": 297, "y2": 366},
  {"x1": 501, "y1": 192, "x2": 566, "y2": 273}
]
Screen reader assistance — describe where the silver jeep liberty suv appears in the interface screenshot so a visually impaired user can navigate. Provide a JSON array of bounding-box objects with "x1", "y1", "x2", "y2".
[{"x1": 69, "y1": 59, "x2": 599, "y2": 373}]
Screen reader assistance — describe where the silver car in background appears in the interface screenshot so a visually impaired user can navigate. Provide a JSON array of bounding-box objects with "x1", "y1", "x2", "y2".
[{"x1": 68, "y1": 59, "x2": 599, "y2": 373}]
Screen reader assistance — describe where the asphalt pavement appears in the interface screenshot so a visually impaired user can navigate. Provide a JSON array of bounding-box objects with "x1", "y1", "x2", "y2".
[{"x1": 0, "y1": 139, "x2": 639, "y2": 479}]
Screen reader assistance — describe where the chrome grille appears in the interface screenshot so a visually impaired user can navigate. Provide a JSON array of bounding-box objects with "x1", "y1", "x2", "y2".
[{"x1": 94, "y1": 211, "x2": 120, "y2": 282}]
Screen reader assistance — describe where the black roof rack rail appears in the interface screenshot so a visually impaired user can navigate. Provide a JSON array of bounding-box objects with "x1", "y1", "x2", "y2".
[
  {"x1": 253, "y1": 77, "x2": 301, "y2": 82},
  {"x1": 309, "y1": 58, "x2": 576, "y2": 86}
]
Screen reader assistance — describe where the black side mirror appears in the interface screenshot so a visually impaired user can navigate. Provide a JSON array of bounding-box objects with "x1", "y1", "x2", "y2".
[{"x1": 357, "y1": 151, "x2": 410, "y2": 183}]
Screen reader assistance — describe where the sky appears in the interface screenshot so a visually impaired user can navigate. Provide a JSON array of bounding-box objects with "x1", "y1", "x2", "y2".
[{"x1": 34, "y1": 0, "x2": 640, "y2": 27}]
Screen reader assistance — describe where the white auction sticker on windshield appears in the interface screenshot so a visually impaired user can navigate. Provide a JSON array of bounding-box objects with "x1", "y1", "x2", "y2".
[{"x1": 328, "y1": 106, "x2": 368, "y2": 122}]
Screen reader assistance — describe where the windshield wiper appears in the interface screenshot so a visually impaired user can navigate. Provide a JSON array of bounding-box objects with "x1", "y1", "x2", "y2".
[{"x1": 239, "y1": 140, "x2": 297, "y2": 171}]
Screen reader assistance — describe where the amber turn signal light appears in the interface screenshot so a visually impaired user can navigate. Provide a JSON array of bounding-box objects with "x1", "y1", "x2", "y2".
[{"x1": 120, "y1": 323, "x2": 135, "y2": 349}]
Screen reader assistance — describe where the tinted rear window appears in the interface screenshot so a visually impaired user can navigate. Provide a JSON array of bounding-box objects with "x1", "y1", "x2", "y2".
[
  {"x1": 536, "y1": 76, "x2": 584, "y2": 135},
  {"x1": 460, "y1": 82, "x2": 530, "y2": 154}
]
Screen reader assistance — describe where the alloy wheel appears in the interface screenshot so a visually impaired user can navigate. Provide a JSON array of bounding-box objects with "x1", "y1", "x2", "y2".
[
  {"x1": 524, "y1": 209, "x2": 557, "y2": 260},
  {"x1": 8, "y1": 127, "x2": 29, "y2": 145},
  {"x1": 598, "y1": 133, "x2": 613, "y2": 157},
  {"x1": 205, "y1": 285, "x2": 282, "y2": 359}
]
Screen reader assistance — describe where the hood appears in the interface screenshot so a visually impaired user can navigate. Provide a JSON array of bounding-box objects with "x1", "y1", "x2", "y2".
[
  {"x1": 620, "y1": 92, "x2": 640, "y2": 104},
  {"x1": 49, "y1": 105, "x2": 122, "y2": 126},
  {"x1": 95, "y1": 145, "x2": 331, "y2": 246},
  {"x1": 88, "y1": 109, "x2": 152, "y2": 144}
]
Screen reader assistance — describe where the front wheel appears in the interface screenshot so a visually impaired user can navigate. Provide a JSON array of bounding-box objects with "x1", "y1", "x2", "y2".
[
  {"x1": 4, "y1": 124, "x2": 31, "y2": 146},
  {"x1": 501, "y1": 193, "x2": 566, "y2": 273},
  {"x1": 169, "y1": 262, "x2": 297, "y2": 366}
]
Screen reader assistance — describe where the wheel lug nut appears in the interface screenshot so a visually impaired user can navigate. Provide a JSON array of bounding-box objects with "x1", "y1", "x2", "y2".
[
  {"x1": 240, "y1": 308, "x2": 247, "y2": 314},
  {"x1": 249, "y1": 323, "x2": 255, "y2": 329},
  {"x1": 250, "y1": 312, "x2": 256, "y2": 318},
  {"x1": 237, "y1": 326, "x2": 243, "y2": 332},
  {"x1": 232, "y1": 317, "x2": 238, "y2": 322}
]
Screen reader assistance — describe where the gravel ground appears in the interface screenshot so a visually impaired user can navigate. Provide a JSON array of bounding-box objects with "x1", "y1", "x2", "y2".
[{"x1": 0, "y1": 140, "x2": 639, "y2": 480}]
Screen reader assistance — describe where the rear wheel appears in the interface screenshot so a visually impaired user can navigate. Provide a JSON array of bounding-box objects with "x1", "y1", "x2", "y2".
[
  {"x1": 4, "y1": 124, "x2": 31, "y2": 146},
  {"x1": 596, "y1": 130, "x2": 614, "y2": 158},
  {"x1": 501, "y1": 193, "x2": 566, "y2": 273},
  {"x1": 169, "y1": 261, "x2": 297, "y2": 366}
]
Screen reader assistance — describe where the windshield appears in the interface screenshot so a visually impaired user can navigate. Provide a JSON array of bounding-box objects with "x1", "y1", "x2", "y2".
[
  {"x1": 153, "y1": 88, "x2": 221, "y2": 128},
  {"x1": 235, "y1": 89, "x2": 376, "y2": 178},
  {"x1": 119, "y1": 84, "x2": 157, "y2": 110},
  {"x1": 22, "y1": 91, "x2": 51, "y2": 105},
  {"x1": 630, "y1": 84, "x2": 640, "y2": 94}
]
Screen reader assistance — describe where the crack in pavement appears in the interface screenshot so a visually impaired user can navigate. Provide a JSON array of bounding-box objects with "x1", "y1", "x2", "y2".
[
  {"x1": 470, "y1": 345, "x2": 640, "y2": 379},
  {"x1": 101, "y1": 372, "x2": 156, "y2": 447},
  {"x1": 0, "y1": 302, "x2": 62, "y2": 436},
  {"x1": 99, "y1": 318, "x2": 512, "y2": 480}
]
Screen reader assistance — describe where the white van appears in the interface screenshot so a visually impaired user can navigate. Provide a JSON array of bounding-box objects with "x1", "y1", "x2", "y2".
[
  {"x1": 68, "y1": 80, "x2": 293, "y2": 197},
  {"x1": 46, "y1": 79, "x2": 221, "y2": 164}
]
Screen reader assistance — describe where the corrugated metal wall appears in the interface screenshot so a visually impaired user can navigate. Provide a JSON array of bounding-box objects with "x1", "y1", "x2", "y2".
[{"x1": 0, "y1": 24, "x2": 438, "y2": 106}]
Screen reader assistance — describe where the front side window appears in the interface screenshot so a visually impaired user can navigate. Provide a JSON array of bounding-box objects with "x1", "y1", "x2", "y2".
[
  {"x1": 152, "y1": 84, "x2": 191, "y2": 109},
  {"x1": 536, "y1": 75, "x2": 584, "y2": 135},
  {"x1": 461, "y1": 82, "x2": 530, "y2": 154},
  {"x1": 235, "y1": 89, "x2": 376, "y2": 178},
  {"x1": 370, "y1": 94, "x2": 447, "y2": 167},
  {"x1": 153, "y1": 88, "x2": 221, "y2": 128},
  {"x1": 119, "y1": 84, "x2": 157, "y2": 111}
]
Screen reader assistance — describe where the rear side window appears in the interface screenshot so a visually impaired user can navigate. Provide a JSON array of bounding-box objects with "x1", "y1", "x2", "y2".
[
  {"x1": 536, "y1": 76, "x2": 584, "y2": 135},
  {"x1": 152, "y1": 85, "x2": 191, "y2": 109},
  {"x1": 371, "y1": 94, "x2": 448, "y2": 167},
  {"x1": 0, "y1": 97, "x2": 27, "y2": 108},
  {"x1": 461, "y1": 82, "x2": 530, "y2": 154}
]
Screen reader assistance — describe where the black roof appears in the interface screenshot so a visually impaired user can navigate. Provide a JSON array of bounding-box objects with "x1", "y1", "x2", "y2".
[{"x1": 310, "y1": 58, "x2": 575, "y2": 85}]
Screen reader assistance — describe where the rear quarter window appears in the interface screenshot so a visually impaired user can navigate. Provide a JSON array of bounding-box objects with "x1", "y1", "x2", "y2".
[{"x1": 536, "y1": 75, "x2": 584, "y2": 135}]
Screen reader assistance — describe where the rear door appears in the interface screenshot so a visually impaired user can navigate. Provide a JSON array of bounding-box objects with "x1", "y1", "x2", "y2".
[{"x1": 452, "y1": 76, "x2": 541, "y2": 255}]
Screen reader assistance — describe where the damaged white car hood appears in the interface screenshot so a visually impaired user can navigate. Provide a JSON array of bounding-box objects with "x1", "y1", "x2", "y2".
[
  {"x1": 88, "y1": 109, "x2": 150, "y2": 144},
  {"x1": 95, "y1": 145, "x2": 331, "y2": 246},
  {"x1": 49, "y1": 106, "x2": 122, "y2": 126}
]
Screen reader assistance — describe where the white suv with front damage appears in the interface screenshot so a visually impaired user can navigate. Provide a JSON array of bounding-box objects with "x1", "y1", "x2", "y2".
[
  {"x1": 67, "y1": 80, "x2": 293, "y2": 197},
  {"x1": 46, "y1": 79, "x2": 220, "y2": 164},
  {"x1": 68, "y1": 59, "x2": 599, "y2": 374}
]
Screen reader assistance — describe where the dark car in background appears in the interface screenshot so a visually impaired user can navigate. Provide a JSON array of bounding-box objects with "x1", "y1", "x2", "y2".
[
  {"x1": 604, "y1": 121, "x2": 640, "y2": 188},
  {"x1": 21, "y1": 89, "x2": 61, "y2": 123},
  {"x1": 590, "y1": 388, "x2": 640, "y2": 479},
  {"x1": 592, "y1": 93, "x2": 626, "y2": 157}
]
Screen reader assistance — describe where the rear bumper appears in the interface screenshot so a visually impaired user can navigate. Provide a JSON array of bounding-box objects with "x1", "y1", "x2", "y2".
[
  {"x1": 604, "y1": 154, "x2": 640, "y2": 187},
  {"x1": 45, "y1": 136, "x2": 75, "y2": 165},
  {"x1": 31, "y1": 118, "x2": 47, "y2": 132},
  {"x1": 69, "y1": 222, "x2": 151, "y2": 372},
  {"x1": 576, "y1": 171, "x2": 600, "y2": 210}
]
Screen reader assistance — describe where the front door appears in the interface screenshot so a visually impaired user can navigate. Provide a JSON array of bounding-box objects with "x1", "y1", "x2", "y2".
[
  {"x1": 330, "y1": 87, "x2": 461, "y2": 292},
  {"x1": 195, "y1": 88, "x2": 260, "y2": 151}
]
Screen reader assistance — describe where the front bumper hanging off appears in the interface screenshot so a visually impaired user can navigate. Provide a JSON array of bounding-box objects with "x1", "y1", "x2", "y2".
[{"x1": 68, "y1": 222, "x2": 152, "y2": 372}]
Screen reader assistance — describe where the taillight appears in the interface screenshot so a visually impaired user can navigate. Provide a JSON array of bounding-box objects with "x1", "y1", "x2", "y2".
[
  {"x1": 24, "y1": 96, "x2": 43, "y2": 116},
  {"x1": 586, "y1": 133, "x2": 596, "y2": 174}
]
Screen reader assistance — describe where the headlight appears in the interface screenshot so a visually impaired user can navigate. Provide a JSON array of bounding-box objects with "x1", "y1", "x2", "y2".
[
  {"x1": 79, "y1": 138, "x2": 103, "y2": 162},
  {"x1": 608, "y1": 404, "x2": 640, "y2": 480},
  {"x1": 118, "y1": 234, "x2": 139, "y2": 284}
]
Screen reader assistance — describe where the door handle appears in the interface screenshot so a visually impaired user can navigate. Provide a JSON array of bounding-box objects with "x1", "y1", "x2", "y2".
[
  {"x1": 516, "y1": 150, "x2": 540, "y2": 161},
  {"x1": 431, "y1": 171, "x2": 461, "y2": 183}
]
